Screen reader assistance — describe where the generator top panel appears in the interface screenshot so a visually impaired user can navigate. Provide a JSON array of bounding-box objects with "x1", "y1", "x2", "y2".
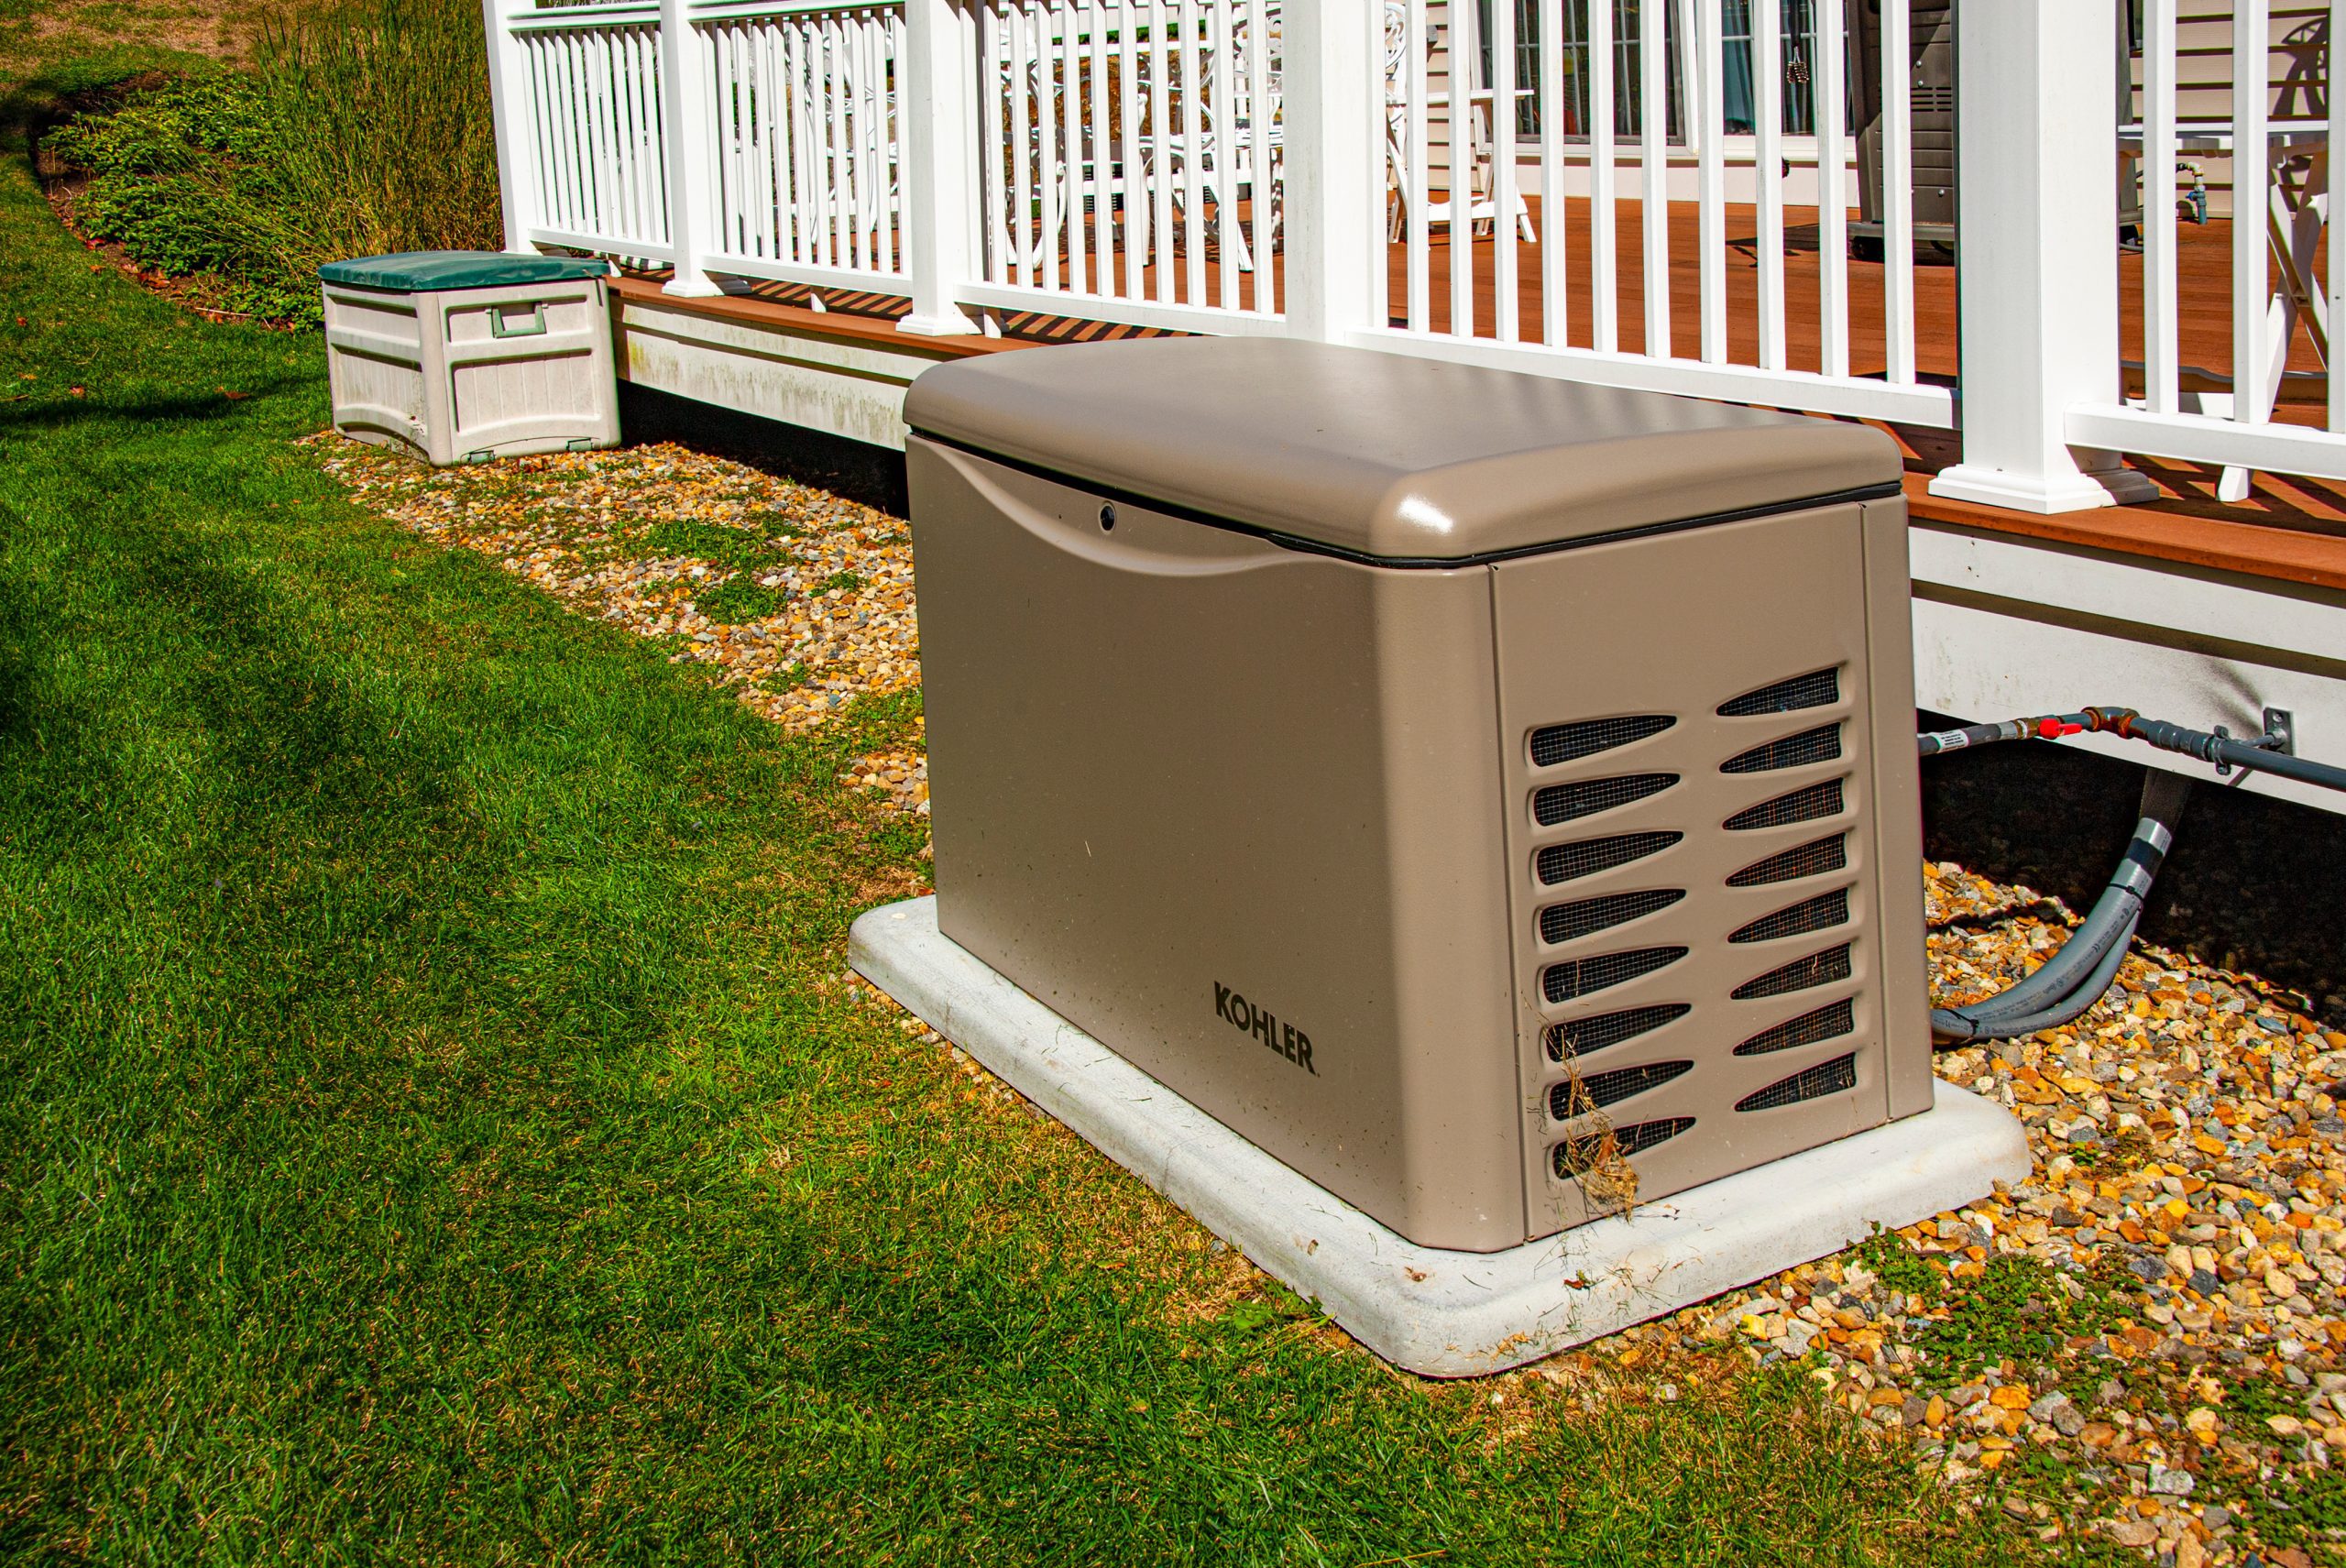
[{"x1": 904, "y1": 337, "x2": 1902, "y2": 562}]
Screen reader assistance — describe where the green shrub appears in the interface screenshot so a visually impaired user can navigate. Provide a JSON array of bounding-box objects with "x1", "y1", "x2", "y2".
[{"x1": 44, "y1": 0, "x2": 502, "y2": 324}]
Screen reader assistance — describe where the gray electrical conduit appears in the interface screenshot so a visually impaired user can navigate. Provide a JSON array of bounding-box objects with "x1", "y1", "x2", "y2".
[
  {"x1": 1928, "y1": 771, "x2": 2191, "y2": 1044},
  {"x1": 1944, "y1": 771, "x2": 2194, "y2": 1028}
]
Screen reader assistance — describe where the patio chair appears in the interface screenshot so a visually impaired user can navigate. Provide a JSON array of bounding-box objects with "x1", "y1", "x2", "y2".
[{"x1": 1383, "y1": 0, "x2": 1537, "y2": 245}]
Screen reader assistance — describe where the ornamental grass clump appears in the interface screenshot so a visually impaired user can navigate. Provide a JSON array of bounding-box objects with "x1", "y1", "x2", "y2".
[{"x1": 46, "y1": 0, "x2": 501, "y2": 323}]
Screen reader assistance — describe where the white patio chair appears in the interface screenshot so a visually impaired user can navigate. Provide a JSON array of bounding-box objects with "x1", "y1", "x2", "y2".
[
  {"x1": 1383, "y1": 0, "x2": 1536, "y2": 245},
  {"x1": 991, "y1": 5, "x2": 1164, "y2": 280}
]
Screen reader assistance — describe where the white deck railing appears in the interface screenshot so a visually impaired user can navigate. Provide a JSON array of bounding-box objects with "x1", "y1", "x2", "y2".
[
  {"x1": 962, "y1": 0, "x2": 1288, "y2": 332},
  {"x1": 480, "y1": 0, "x2": 2346, "y2": 515},
  {"x1": 2061, "y1": 0, "x2": 2346, "y2": 501},
  {"x1": 1366, "y1": 0, "x2": 1938, "y2": 425},
  {"x1": 501, "y1": 5, "x2": 674, "y2": 259}
]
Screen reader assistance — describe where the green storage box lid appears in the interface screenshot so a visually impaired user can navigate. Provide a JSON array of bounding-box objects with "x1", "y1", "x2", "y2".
[{"x1": 317, "y1": 250, "x2": 611, "y2": 291}]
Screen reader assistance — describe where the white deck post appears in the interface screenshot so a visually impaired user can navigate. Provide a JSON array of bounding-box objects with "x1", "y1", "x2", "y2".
[
  {"x1": 658, "y1": 0, "x2": 723, "y2": 295},
  {"x1": 900, "y1": 0, "x2": 981, "y2": 334},
  {"x1": 480, "y1": 0, "x2": 538, "y2": 254},
  {"x1": 1927, "y1": 0, "x2": 2154, "y2": 512},
  {"x1": 1281, "y1": 0, "x2": 1382, "y2": 341}
]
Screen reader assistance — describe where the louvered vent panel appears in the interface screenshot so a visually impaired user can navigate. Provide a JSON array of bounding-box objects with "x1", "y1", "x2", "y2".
[
  {"x1": 1736, "y1": 1053, "x2": 1859, "y2": 1112},
  {"x1": 1727, "y1": 833, "x2": 1848, "y2": 887},
  {"x1": 1717, "y1": 667, "x2": 1840, "y2": 718},
  {"x1": 1540, "y1": 888, "x2": 1687, "y2": 945},
  {"x1": 1724, "y1": 778, "x2": 1845, "y2": 831},
  {"x1": 1543, "y1": 946, "x2": 1688, "y2": 1003},
  {"x1": 1551, "y1": 1059, "x2": 1694, "y2": 1119},
  {"x1": 1530, "y1": 715, "x2": 1676, "y2": 768},
  {"x1": 1731, "y1": 943, "x2": 1854, "y2": 1000},
  {"x1": 1721, "y1": 723, "x2": 1843, "y2": 774},
  {"x1": 1553, "y1": 1116, "x2": 1694, "y2": 1177},
  {"x1": 1547, "y1": 1003, "x2": 1691, "y2": 1062},
  {"x1": 1728, "y1": 888, "x2": 1851, "y2": 945},
  {"x1": 1533, "y1": 773, "x2": 1679, "y2": 827},
  {"x1": 1538, "y1": 831, "x2": 1683, "y2": 885},
  {"x1": 1734, "y1": 998, "x2": 1856, "y2": 1057}
]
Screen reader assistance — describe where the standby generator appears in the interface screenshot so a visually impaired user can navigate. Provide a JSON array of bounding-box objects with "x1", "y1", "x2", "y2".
[{"x1": 903, "y1": 338, "x2": 1935, "y2": 1253}]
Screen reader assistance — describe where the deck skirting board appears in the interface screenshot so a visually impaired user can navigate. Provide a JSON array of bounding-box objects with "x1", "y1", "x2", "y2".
[
  {"x1": 613, "y1": 292, "x2": 948, "y2": 451},
  {"x1": 1912, "y1": 523, "x2": 2346, "y2": 815}
]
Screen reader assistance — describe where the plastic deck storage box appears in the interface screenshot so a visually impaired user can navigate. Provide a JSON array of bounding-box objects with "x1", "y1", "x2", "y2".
[
  {"x1": 319, "y1": 251, "x2": 619, "y2": 466},
  {"x1": 904, "y1": 338, "x2": 1935, "y2": 1254}
]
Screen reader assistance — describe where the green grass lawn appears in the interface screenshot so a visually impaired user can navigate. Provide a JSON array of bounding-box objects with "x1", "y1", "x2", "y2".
[{"x1": 0, "y1": 60, "x2": 2109, "y2": 1568}]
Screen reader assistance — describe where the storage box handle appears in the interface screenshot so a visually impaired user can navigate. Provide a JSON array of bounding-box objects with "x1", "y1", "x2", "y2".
[{"x1": 488, "y1": 302, "x2": 548, "y2": 339}]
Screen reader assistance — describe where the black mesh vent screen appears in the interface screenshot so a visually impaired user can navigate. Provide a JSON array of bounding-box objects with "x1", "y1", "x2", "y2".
[
  {"x1": 1727, "y1": 834, "x2": 1848, "y2": 887},
  {"x1": 1547, "y1": 1003, "x2": 1692, "y2": 1062},
  {"x1": 1718, "y1": 668, "x2": 1841, "y2": 718},
  {"x1": 1731, "y1": 943, "x2": 1854, "y2": 1000},
  {"x1": 1538, "y1": 831, "x2": 1683, "y2": 885},
  {"x1": 1736, "y1": 1053, "x2": 1858, "y2": 1112},
  {"x1": 1530, "y1": 715, "x2": 1675, "y2": 768},
  {"x1": 1724, "y1": 778, "x2": 1845, "y2": 831},
  {"x1": 1554, "y1": 1116, "x2": 1694, "y2": 1177},
  {"x1": 1544, "y1": 946, "x2": 1689, "y2": 1003},
  {"x1": 1721, "y1": 724, "x2": 1843, "y2": 774},
  {"x1": 1551, "y1": 1059, "x2": 1694, "y2": 1119},
  {"x1": 1540, "y1": 888, "x2": 1686, "y2": 946},
  {"x1": 1728, "y1": 888, "x2": 1851, "y2": 945},
  {"x1": 1734, "y1": 998, "x2": 1856, "y2": 1057},
  {"x1": 1533, "y1": 773, "x2": 1679, "y2": 827}
]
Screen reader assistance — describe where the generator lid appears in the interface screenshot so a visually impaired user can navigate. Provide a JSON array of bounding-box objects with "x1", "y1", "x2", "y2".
[
  {"x1": 317, "y1": 251, "x2": 612, "y2": 292},
  {"x1": 904, "y1": 338, "x2": 1902, "y2": 562}
]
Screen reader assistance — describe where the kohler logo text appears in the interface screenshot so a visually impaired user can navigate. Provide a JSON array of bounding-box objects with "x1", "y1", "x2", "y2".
[{"x1": 1214, "y1": 983, "x2": 1316, "y2": 1075}]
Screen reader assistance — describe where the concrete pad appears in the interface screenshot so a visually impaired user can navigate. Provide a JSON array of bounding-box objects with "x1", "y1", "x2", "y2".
[{"x1": 850, "y1": 896, "x2": 2034, "y2": 1377}]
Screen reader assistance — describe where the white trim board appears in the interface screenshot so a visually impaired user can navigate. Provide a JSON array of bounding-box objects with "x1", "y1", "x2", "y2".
[{"x1": 1910, "y1": 522, "x2": 2346, "y2": 816}]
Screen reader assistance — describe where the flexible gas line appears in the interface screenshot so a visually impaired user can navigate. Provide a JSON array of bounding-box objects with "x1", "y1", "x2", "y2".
[{"x1": 1918, "y1": 707, "x2": 2346, "y2": 1046}]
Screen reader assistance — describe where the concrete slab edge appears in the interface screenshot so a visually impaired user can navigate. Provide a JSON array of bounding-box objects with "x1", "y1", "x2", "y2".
[{"x1": 850, "y1": 896, "x2": 2034, "y2": 1377}]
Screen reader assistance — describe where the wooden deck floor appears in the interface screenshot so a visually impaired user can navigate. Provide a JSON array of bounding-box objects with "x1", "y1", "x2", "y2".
[{"x1": 617, "y1": 200, "x2": 2346, "y2": 593}]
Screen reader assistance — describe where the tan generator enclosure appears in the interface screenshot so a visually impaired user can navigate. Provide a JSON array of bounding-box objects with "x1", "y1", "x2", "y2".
[
  {"x1": 319, "y1": 251, "x2": 619, "y2": 466},
  {"x1": 904, "y1": 339, "x2": 1934, "y2": 1254}
]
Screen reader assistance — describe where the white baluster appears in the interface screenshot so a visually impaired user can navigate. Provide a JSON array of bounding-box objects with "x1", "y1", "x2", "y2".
[
  {"x1": 1538, "y1": 0, "x2": 1568, "y2": 349},
  {"x1": 1586, "y1": 0, "x2": 1616, "y2": 353},
  {"x1": 2143, "y1": 0, "x2": 2179, "y2": 415},
  {"x1": 1752, "y1": 0, "x2": 1784, "y2": 371},
  {"x1": 2223, "y1": 0, "x2": 2271, "y2": 503},
  {"x1": 1490, "y1": 0, "x2": 1519, "y2": 341},
  {"x1": 1694, "y1": 0, "x2": 1724, "y2": 363},
  {"x1": 1638, "y1": 0, "x2": 1668, "y2": 356},
  {"x1": 1880, "y1": 0, "x2": 1912, "y2": 383},
  {"x1": 1446, "y1": 0, "x2": 1480, "y2": 336},
  {"x1": 1814, "y1": 0, "x2": 1847, "y2": 377}
]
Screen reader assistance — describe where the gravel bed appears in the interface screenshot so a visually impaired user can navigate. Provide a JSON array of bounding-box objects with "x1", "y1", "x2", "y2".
[
  {"x1": 318, "y1": 433, "x2": 2345, "y2": 1564},
  {"x1": 1604, "y1": 859, "x2": 2346, "y2": 1566},
  {"x1": 316, "y1": 437, "x2": 930, "y2": 810}
]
